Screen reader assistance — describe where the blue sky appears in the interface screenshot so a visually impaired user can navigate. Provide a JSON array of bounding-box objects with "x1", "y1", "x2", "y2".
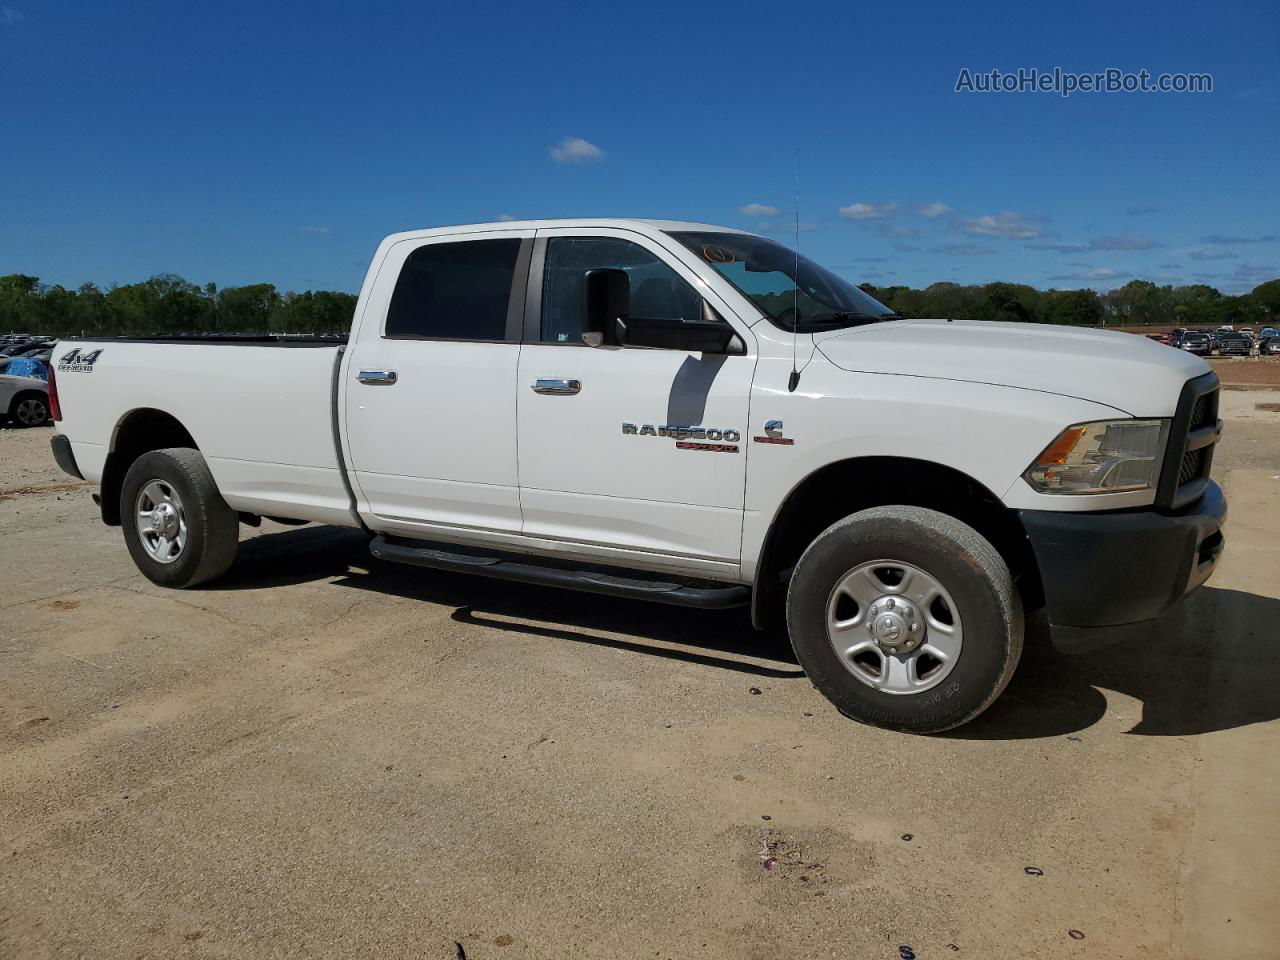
[{"x1": 2, "y1": 0, "x2": 1277, "y2": 295}]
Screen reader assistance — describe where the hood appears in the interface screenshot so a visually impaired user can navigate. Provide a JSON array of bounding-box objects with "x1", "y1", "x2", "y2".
[{"x1": 814, "y1": 319, "x2": 1209, "y2": 416}]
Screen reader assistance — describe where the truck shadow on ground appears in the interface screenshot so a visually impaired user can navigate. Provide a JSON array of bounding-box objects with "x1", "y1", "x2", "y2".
[
  {"x1": 948, "y1": 586, "x2": 1280, "y2": 740},
  {"x1": 215, "y1": 526, "x2": 1279, "y2": 738},
  {"x1": 216, "y1": 525, "x2": 802, "y2": 679}
]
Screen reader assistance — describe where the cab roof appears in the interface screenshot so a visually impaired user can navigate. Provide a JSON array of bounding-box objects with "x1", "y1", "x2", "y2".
[{"x1": 381, "y1": 219, "x2": 757, "y2": 244}]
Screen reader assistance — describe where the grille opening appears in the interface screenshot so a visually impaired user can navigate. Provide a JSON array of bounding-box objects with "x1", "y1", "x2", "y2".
[{"x1": 1179, "y1": 448, "x2": 1206, "y2": 486}]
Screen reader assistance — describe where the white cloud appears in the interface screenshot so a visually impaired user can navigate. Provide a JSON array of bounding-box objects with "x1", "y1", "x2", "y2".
[
  {"x1": 959, "y1": 212, "x2": 1041, "y2": 239},
  {"x1": 497, "y1": 213, "x2": 518, "y2": 222},
  {"x1": 297, "y1": 225, "x2": 330, "y2": 235},
  {"x1": 2, "y1": 7, "x2": 22, "y2": 24},
  {"x1": 1088, "y1": 234, "x2": 1157, "y2": 251},
  {"x1": 739, "y1": 203, "x2": 778, "y2": 217},
  {"x1": 1026, "y1": 241, "x2": 1089, "y2": 254},
  {"x1": 933, "y1": 243, "x2": 996, "y2": 256},
  {"x1": 838, "y1": 201, "x2": 896, "y2": 220},
  {"x1": 1201, "y1": 233, "x2": 1279, "y2": 245},
  {"x1": 550, "y1": 137, "x2": 604, "y2": 164},
  {"x1": 916, "y1": 202, "x2": 953, "y2": 219},
  {"x1": 1048, "y1": 266, "x2": 1125, "y2": 282}
]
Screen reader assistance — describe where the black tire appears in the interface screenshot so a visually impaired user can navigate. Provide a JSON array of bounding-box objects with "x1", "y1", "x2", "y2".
[
  {"x1": 786, "y1": 506, "x2": 1022, "y2": 733},
  {"x1": 120, "y1": 448, "x2": 239, "y2": 588},
  {"x1": 9, "y1": 392, "x2": 49, "y2": 427}
]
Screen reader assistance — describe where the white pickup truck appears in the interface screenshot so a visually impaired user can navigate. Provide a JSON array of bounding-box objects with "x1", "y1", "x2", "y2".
[{"x1": 48, "y1": 219, "x2": 1226, "y2": 732}]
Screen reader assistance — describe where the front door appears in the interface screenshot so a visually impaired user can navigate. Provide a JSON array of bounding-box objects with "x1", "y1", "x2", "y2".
[
  {"x1": 343, "y1": 230, "x2": 532, "y2": 537},
  {"x1": 516, "y1": 229, "x2": 755, "y2": 576}
]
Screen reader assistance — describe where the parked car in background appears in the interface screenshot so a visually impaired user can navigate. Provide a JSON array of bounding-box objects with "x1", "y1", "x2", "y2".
[
  {"x1": 1216, "y1": 332, "x2": 1253, "y2": 356},
  {"x1": 1260, "y1": 335, "x2": 1280, "y2": 356},
  {"x1": 1, "y1": 372, "x2": 51, "y2": 427},
  {"x1": 0, "y1": 341, "x2": 37, "y2": 358},
  {"x1": 1146, "y1": 333, "x2": 1171, "y2": 345},
  {"x1": 1177, "y1": 331, "x2": 1212, "y2": 355},
  {"x1": 1239, "y1": 327, "x2": 1255, "y2": 340}
]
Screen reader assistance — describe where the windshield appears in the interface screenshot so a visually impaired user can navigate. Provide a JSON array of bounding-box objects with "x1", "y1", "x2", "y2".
[{"x1": 668, "y1": 231, "x2": 896, "y2": 331}]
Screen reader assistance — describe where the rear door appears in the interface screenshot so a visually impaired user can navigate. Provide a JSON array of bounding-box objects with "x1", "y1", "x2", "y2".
[
  {"x1": 515, "y1": 228, "x2": 755, "y2": 577},
  {"x1": 343, "y1": 230, "x2": 532, "y2": 537}
]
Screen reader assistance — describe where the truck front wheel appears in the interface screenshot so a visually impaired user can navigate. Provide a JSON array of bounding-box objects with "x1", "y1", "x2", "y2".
[
  {"x1": 119, "y1": 448, "x2": 239, "y2": 588},
  {"x1": 786, "y1": 506, "x2": 1022, "y2": 733}
]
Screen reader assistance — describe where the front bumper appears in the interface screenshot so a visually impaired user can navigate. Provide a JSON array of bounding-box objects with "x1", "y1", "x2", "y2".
[{"x1": 1019, "y1": 480, "x2": 1226, "y2": 650}]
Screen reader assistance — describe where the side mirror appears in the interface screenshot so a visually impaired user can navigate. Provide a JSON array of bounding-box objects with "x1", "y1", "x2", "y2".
[
  {"x1": 584, "y1": 269, "x2": 630, "y2": 347},
  {"x1": 614, "y1": 304, "x2": 744, "y2": 354}
]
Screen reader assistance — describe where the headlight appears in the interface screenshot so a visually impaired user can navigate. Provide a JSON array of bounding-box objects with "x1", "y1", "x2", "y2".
[{"x1": 1024, "y1": 419, "x2": 1170, "y2": 495}]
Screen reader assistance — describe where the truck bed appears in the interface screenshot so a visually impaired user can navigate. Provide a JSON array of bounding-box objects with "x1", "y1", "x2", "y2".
[{"x1": 53, "y1": 338, "x2": 358, "y2": 527}]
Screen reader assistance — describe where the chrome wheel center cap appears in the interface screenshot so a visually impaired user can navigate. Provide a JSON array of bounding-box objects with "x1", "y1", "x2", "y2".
[
  {"x1": 866, "y1": 596, "x2": 923, "y2": 653},
  {"x1": 152, "y1": 504, "x2": 178, "y2": 538}
]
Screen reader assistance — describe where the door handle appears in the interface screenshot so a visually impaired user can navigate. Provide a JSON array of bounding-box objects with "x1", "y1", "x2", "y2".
[
  {"x1": 531, "y1": 378, "x2": 581, "y2": 395},
  {"x1": 357, "y1": 370, "x2": 397, "y2": 385}
]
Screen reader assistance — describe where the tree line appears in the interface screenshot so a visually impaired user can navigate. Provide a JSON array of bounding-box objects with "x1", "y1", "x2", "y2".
[
  {"x1": 860, "y1": 278, "x2": 1280, "y2": 328},
  {"x1": 2, "y1": 271, "x2": 1278, "y2": 336},
  {"x1": 0, "y1": 274, "x2": 358, "y2": 336}
]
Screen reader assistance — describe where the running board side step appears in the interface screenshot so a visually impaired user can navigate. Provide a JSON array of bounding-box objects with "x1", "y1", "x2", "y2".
[{"x1": 369, "y1": 536, "x2": 750, "y2": 609}]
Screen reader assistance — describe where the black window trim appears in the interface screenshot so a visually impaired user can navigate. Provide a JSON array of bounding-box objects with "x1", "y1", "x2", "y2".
[{"x1": 380, "y1": 235, "x2": 533, "y2": 345}]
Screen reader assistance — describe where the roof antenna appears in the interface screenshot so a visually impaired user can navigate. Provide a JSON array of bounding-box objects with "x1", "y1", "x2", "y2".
[{"x1": 787, "y1": 147, "x2": 802, "y2": 393}]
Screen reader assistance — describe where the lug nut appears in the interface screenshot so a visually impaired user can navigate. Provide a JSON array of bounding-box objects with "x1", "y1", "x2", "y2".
[{"x1": 885, "y1": 599, "x2": 896, "y2": 609}]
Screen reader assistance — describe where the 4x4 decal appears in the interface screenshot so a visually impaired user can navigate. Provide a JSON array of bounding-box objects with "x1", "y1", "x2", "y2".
[{"x1": 57, "y1": 348, "x2": 102, "y2": 373}]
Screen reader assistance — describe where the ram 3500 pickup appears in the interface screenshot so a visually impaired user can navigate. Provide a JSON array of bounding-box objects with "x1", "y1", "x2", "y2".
[{"x1": 48, "y1": 219, "x2": 1226, "y2": 732}]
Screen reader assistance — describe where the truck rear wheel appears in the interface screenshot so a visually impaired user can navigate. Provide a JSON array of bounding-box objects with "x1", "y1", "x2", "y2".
[
  {"x1": 119, "y1": 448, "x2": 239, "y2": 588},
  {"x1": 786, "y1": 506, "x2": 1022, "y2": 733}
]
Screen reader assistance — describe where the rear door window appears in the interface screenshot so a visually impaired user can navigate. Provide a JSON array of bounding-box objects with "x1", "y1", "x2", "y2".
[{"x1": 385, "y1": 238, "x2": 521, "y2": 341}]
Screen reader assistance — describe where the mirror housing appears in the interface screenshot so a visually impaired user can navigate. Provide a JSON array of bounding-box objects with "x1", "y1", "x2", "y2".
[
  {"x1": 614, "y1": 314, "x2": 743, "y2": 354},
  {"x1": 584, "y1": 267, "x2": 742, "y2": 354},
  {"x1": 584, "y1": 269, "x2": 630, "y2": 346}
]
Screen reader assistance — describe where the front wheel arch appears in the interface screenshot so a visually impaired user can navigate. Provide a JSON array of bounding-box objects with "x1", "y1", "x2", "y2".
[{"x1": 751, "y1": 456, "x2": 1042, "y2": 630}]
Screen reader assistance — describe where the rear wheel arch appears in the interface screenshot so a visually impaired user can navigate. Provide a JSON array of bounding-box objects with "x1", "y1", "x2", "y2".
[
  {"x1": 99, "y1": 409, "x2": 199, "y2": 525},
  {"x1": 751, "y1": 456, "x2": 1042, "y2": 629}
]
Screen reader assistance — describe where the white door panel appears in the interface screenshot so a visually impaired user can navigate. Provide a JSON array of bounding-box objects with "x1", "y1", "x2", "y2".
[
  {"x1": 516, "y1": 345, "x2": 754, "y2": 564},
  {"x1": 345, "y1": 340, "x2": 522, "y2": 532},
  {"x1": 342, "y1": 230, "x2": 532, "y2": 535},
  {"x1": 516, "y1": 228, "x2": 756, "y2": 568}
]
